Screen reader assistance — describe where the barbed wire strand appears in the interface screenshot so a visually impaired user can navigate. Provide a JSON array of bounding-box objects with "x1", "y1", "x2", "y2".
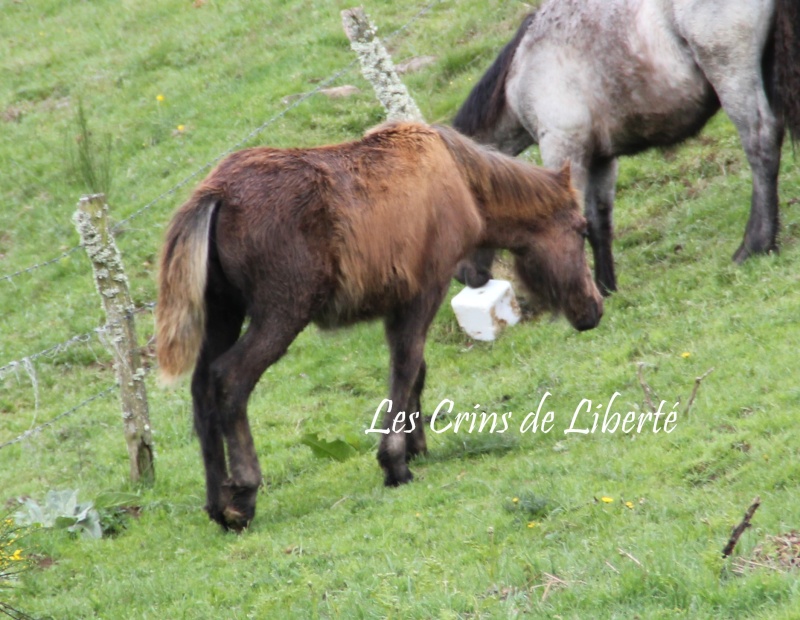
[
  {"x1": 0, "y1": 303, "x2": 156, "y2": 384},
  {"x1": 0, "y1": 384, "x2": 117, "y2": 451},
  {"x1": 0, "y1": 0, "x2": 442, "y2": 286},
  {"x1": 0, "y1": 0, "x2": 443, "y2": 452}
]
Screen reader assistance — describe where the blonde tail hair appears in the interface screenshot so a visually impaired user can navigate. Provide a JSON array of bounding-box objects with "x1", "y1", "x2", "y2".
[{"x1": 156, "y1": 191, "x2": 218, "y2": 384}]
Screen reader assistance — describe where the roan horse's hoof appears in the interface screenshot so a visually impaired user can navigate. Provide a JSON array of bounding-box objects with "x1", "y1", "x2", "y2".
[{"x1": 732, "y1": 240, "x2": 778, "y2": 265}]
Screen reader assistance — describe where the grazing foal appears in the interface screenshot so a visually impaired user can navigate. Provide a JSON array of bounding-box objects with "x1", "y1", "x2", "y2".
[{"x1": 156, "y1": 122, "x2": 602, "y2": 530}]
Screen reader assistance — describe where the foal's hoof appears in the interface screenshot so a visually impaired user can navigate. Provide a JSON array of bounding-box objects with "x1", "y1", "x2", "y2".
[
  {"x1": 383, "y1": 467, "x2": 414, "y2": 487},
  {"x1": 205, "y1": 503, "x2": 253, "y2": 532},
  {"x1": 211, "y1": 480, "x2": 258, "y2": 532},
  {"x1": 222, "y1": 506, "x2": 252, "y2": 533}
]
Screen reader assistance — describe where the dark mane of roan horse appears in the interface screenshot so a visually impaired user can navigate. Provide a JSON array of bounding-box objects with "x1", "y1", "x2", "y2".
[
  {"x1": 452, "y1": 12, "x2": 535, "y2": 138},
  {"x1": 775, "y1": 0, "x2": 800, "y2": 141}
]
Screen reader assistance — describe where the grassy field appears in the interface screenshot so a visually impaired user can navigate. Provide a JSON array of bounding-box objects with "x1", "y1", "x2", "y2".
[{"x1": 2, "y1": 0, "x2": 800, "y2": 618}]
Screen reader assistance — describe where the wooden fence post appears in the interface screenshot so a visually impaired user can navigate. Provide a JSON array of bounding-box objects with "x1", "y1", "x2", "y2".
[
  {"x1": 73, "y1": 194, "x2": 155, "y2": 486},
  {"x1": 341, "y1": 7, "x2": 424, "y2": 122}
]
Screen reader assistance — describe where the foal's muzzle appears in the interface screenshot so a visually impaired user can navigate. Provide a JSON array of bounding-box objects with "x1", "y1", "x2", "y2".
[{"x1": 572, "y1": 297, "x2": 603, "y2": 332}]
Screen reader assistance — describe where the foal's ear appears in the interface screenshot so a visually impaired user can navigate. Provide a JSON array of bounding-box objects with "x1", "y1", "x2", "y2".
[{"x1": 557, "y1": 160, "x2": 572, "y2": 188}]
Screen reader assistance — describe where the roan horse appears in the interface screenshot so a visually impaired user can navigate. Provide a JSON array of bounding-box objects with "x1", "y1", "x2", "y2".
[
  {"x1": 156, "y1": 121, "x2": 603, "y2": 530},
  {"x1": 454, "y1": 0, "x2": 800, "y2": 295}
]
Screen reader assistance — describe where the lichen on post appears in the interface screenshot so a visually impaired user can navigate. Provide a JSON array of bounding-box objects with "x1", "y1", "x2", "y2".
[
  {"x1": 341, "y1": 6, "x2": 424, "y2": 122},
  {"x1": 73, "y1": 194, "x2": 155, "y2": 486}
]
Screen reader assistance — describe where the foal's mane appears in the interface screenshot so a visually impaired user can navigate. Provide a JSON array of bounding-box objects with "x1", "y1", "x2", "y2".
[
  {"x1": 452, "y1": 12, "x2": 536, "y2": 137},
  {"x1": 433, "y1": 124, "x2": 574, "y2": 220}
]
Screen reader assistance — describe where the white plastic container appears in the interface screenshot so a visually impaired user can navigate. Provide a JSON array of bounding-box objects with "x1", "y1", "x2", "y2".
[{"x1": 450, "y1": 279, "x2": 521, "y2": 341}]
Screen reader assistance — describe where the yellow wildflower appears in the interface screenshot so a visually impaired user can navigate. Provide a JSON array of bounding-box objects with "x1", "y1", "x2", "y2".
[
  {"x1": 512, "y1": 497, "x2": 519, "y2": 504},
  {"x1": 601, "y1": 496, "x2": 614, "y2": 503},
  {"x1": 10, "y1": 549, "x2": 22, "y2": 561},
  {"x1": 625, "y1": 501, "x2": 634, "y2": 509},
  {"x1": 681, "y1": 352, "x2": 691, "y2": 359},
  {"x1": 156, "y1": 94, "x2": 165, "y2": 102},
  {"x1": 527, "y1": 521, "x2": 538, "y2": 528},
  {"x1": 177, "y1": 124, "x2": 185, "y2": 132}
]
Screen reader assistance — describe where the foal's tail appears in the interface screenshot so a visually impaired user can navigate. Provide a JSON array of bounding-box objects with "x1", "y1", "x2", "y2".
[
  {"x1": 775, "y1": 0, "x2": 800, "y2": 140},
  {"x1": 156, "y1": 190, "x2": 219, "y2": 384}
]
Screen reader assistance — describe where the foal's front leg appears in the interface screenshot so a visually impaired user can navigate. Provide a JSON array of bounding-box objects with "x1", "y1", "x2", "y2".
[
  {"x1": 378, "y1": 336, "x2": 424, "y2": 485},
  {"x1": 405, "y1": 359, "x2": 428, "y2": 460},
  {"x1": 379, "y1": 289, "x2": 444, "y2": 486}
]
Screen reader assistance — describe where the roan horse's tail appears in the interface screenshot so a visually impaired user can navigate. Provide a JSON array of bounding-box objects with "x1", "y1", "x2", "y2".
[
  {"x1": 775, "y1": 0, "x2": 800, "y2": 140},
  {"x1": 156, "y1": 190, "x2": 220, "y2": 384}
]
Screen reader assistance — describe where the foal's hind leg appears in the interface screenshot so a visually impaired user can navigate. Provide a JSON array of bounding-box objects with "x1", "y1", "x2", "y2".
[
  {"x1": 209, "y1": 309, "x2": 310, "y2": 530},
  {"x1": 191, "y1": 288, "x2": 245, "y2": 527}
]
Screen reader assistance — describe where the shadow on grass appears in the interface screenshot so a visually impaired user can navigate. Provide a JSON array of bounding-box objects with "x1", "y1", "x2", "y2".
[{"x1": 424, "y1": 431, "x2": 520, "y2": 463}]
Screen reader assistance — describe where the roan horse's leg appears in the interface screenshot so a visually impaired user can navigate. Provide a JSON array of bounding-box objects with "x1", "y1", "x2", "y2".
[
  {"x1": 724, "y1": 92, "x2": 783, "y2": 262},
  {"x1": 378, "y1": 286, "x2": 446, "y2": 485},
  {"x1": 584, "y1": 158, "x2": 619, "y2": 295},
  {"x1": 454, "y1": 248, "x2": 495, "y2": 288},
  {"x1": 538, "y1": 138, "x2": 619, "y2": 295},
  {"x1": 682, "y1": 8, "x2": 784, "y2": 262},
  {"x1": 209, "y1": 309, "x2": 310, "y2": 529}
]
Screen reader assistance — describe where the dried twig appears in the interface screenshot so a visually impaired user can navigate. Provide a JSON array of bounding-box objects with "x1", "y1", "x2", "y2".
[
  {"x1": 605, "y1": 560, "x2": 620, "y2": 574},
  {"x1": 636, "y1": 363, "x2": 656, "y2": 412},
  {"x1": 722, "y1": 496, "x2": 761, "y2": 558},
  {"x1": 684, "y1": 366, "x2": 715, "y2": 417},
  {"x1": 330, "y1": 496, "x2": 349, "y2": 509},
  {"x1": 540, "y1": 572, "x2": 568, "y2": 602},
  {"x1": 618, "y1": 547, "x2": 643, "y2": 568}
]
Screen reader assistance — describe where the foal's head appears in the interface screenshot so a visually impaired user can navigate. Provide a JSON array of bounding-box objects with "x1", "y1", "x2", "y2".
[{"x1": 513, "y1": 183, "x2": 603, "y2": 331}]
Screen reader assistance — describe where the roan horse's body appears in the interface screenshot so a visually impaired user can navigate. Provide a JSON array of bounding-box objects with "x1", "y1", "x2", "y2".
[
  {"x1": 454, "y1": 0, "x2": 800, "y2": 294},
  {"x1": 156, "y1": 122, "x2": 603, "y2": 530}
]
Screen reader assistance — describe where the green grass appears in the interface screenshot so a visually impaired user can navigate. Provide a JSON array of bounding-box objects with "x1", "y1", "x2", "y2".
[{"x1": 2, "y1": 0, "x2": 800, "y2": 618}]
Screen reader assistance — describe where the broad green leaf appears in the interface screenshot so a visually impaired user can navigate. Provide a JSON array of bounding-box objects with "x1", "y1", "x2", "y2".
[{"x1": 300, "y1": 433, "x2": 357, "y2": 462}]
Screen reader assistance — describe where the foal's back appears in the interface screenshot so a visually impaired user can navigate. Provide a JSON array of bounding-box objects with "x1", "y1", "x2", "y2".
[{"x1": 207, "y1": 123, "x2": 483, "y2": 325}]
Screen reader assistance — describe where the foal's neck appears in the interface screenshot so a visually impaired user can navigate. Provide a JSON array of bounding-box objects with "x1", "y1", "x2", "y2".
[{"x1": 434, "y1": 125, "x2": 569, "y2": 249}]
